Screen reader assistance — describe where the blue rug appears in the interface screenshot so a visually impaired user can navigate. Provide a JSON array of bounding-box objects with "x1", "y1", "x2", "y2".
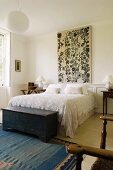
[{"x1": 0, "y1": 127, "x2": 76, "y2": 170}]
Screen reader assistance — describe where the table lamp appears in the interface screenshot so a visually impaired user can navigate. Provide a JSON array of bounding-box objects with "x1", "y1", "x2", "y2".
[
  {"x1": 36, "y1": 76, "x2": 45, "y2": 88},
  {"x1": 103, "y1": 75, "x2": 113, "y2": 90}
]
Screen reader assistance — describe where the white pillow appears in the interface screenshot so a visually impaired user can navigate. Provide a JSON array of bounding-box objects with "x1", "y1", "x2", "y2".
[
  {"x1": 66, "y1": 83, "x2": 90, "y2": 95},
  {"x1": 48, "y1": 83, "x2": 66, "y2": 93},
  {"x1": 64, "y1": 86, "x2": 82, "y2": 94},
  {"x1": 45, "y1": 86, "x2": 60, "y2": 94},
  {"x1": 82, "y1": 84, "x2": 89, "y2": 95}
]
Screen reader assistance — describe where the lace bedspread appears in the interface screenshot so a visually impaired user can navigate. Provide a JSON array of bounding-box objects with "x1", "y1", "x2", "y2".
[{"x1": 8, "y1": 93, "x2": 95, "y2": 137}]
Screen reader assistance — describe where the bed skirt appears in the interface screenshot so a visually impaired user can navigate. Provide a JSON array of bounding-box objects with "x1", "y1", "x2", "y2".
[{"x1": 58, "y1": 109, "x2": 95, "y2": 138}]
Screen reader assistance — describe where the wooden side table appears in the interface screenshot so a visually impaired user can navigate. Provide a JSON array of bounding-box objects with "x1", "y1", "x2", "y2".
[
  {"x1": 101, "y1": 90, "x2": 113, "y2": 115},
  {"x1": 35, "y1": 89, "x2": 46, "y2": 93},
  {"x1": 21, "y1": 88, "x2": 46, "y2": 95},
  {"x1": 21, "y1": 89, "x2": 35, "y2": 95}
]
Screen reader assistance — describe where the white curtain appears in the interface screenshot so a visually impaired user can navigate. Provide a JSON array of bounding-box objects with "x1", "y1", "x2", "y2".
[{"x1": 0, "y1": 86, "x2": 10, "y2": 109}]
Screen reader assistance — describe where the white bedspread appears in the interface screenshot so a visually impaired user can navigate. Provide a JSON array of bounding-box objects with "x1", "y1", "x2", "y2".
[{"x1": 8, "y1": 93, "x2": 95, "y2": 137}]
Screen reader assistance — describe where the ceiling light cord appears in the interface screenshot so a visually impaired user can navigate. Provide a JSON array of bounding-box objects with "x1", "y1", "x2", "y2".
[{"x1": 18, "y1": 0, "x2": 21, "y2": 11}]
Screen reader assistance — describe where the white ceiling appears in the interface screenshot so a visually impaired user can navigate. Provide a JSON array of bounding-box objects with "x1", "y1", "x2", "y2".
[{"x1": 0, "y1": 0, "x2": 113, "y2": 38}]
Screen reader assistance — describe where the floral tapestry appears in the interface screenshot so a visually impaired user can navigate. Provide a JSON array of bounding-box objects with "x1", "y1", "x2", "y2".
[{"x1": 57, "y1": 26, "x2": 92, "y2": 83}]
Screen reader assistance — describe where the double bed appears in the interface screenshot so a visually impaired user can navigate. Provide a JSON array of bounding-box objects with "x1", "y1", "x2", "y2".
[{"x1": 7, "y1": 83, "x2": 95, "y2": 138}]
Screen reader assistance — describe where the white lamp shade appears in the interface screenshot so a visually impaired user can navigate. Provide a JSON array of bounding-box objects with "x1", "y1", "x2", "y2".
[
  {"x1": 36, "y1": 76, "x2": 45, "y2": 82},
  {"x1": 103, "y1": 75, "x2": 113, "y2": 83},
  {"x1": 5, "y1": 11, "x2": 29, "y2": 33}
]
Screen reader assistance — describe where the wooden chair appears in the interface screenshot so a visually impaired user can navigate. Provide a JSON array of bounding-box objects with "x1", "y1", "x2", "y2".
[{"x1": 67, "y1": 115, "x2": 113, "y2": 170}]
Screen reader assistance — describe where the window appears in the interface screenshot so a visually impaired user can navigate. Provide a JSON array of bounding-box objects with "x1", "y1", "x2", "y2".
[
  {"x1": 0, "y1": 31, "x2": 10, "y2": 86},
  {"x1": 0, "y1": 34, "x2": 4, "y2": 85}
]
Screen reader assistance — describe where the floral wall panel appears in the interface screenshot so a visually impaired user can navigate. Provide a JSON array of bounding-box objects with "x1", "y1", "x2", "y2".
[{"x1": 57, "y1": 26, "x2": 92, "y2": 83}]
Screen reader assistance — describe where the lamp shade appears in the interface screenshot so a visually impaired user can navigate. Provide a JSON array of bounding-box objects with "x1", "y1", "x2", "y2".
[
  {"x1": 5, "y1": 11, "x2": 29, "y2": 33},
  {"x1": 36, "y1": 76, "x2": 45, "y2": 82},
  {"x1": 103, "y1": 75, "x2": 113, "y2": 83},
  {"x1": 103, "y1": 75, "x2": 113, "y2": 90}
]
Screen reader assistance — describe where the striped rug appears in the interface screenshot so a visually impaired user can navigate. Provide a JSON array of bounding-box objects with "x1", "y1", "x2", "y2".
[{"x1": 0, "y1": 127, "x2": 76, "y2": 170}]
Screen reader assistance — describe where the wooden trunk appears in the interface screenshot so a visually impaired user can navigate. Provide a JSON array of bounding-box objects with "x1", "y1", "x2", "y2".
[{"x1": 2, "y1": 107, "x2": 58, "y2": 142}]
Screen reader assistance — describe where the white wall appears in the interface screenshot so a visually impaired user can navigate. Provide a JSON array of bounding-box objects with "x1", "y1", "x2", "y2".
[
  {"x1": 10, "y1": 33, "x2": 28, "y2": 96},
  {"x1": 92, "y1": 20, "x2": 113, "y2": 83},
  {"x1": 27, "y1": 33, "x2": 58, "y2": 83},
  {"x1": 27, "y1": 20, "x2": 113, "y2": 84},
  {"x1": 11, "y1": 33, "x2": 29, "y2": 84}
]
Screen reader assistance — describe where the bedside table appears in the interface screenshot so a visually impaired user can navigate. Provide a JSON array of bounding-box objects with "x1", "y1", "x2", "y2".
[
  {"x1": 35, "y1": 89, "x2": 46, "y2": 93},
  {"x1": 21, "y1": 88, "x2": 46, "y2": 95},
  {"x1": 101, "y1": 90, "x2": 113, "y2": 115}
]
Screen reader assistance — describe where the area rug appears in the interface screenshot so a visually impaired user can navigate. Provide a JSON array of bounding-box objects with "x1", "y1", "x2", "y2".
[{"x1": 0, "y1": 127, "x2": 76, "y2": 170}]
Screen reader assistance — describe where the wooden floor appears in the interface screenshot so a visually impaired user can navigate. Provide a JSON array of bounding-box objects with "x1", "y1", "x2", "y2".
[{"x1": 57, "y1": 113, "x2": 113, "y2": 169}]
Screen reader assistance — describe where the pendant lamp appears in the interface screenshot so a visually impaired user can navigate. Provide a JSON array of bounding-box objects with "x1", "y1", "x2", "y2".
[{"x1": 5, "y1": 0, "x2": 29, "y2": 33}]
